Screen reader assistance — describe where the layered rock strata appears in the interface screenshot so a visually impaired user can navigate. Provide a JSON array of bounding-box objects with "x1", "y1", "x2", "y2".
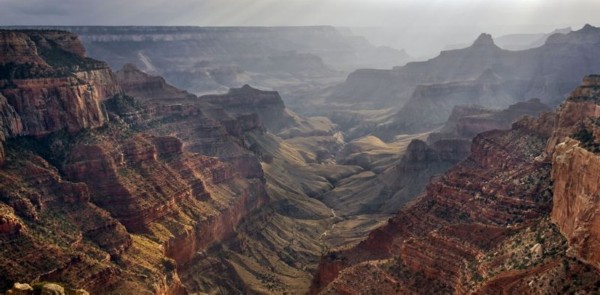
[
  {"x1": 312, "y1": 76, "x2": 600, "y2": 294},
  {"x1": 0, "y1": 30, "x2": 120, "y2": 163}
]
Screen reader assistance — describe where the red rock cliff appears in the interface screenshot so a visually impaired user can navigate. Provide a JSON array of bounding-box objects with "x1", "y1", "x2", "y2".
[
  {"x1": 551, "y1": 75, "x2": 600, "y2": 270},
  {"x1": 312, "y1": 76, "x2": 600, "y2": 294},
  {"x1": 0, "y1": 30, "x2": 121, "y2": 163}
]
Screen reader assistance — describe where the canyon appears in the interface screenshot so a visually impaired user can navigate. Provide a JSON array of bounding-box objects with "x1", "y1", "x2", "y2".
[
  {"x1": 311, "y1": 75, "x2": 600, "y2": 294},
  {"x1": 328, "y1": 24, "x2": 600, "y2": 139},
  {"x1": 1, "y1": 23, "x2": 600, "y2": 295},
  {"x1": 0, "y1": 29, "x2": 418, "y2": 294}
]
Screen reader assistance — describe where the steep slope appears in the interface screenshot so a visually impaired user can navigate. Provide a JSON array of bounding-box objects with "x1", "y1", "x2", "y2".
[
  {"x1": 0, "y1": 29, "x2": 121, "y2": 163},
  {"x1": 0, "y1": 30, "x2": 272, "y2": 294},
  {"x1": 0, "y1": 30, "x2": 187, "y2": 294},
  {"x1": 115, "y1": 63, "x2": 196, "y2": 102},
  {"x1": 329, "y1": 24, "x2": 600, "y2": 135},
  {"x1": 387, "y1": 69, "x2": 530, "y2": 133},
  {"x1": 312, "y1": 75, "x2": 600, "y2": 294},
  {"x1": 549, "y1": 75, "x2": 600, "y2": 270},
  {"x1": 110, "y1": 59, "x2": 448, "y2": 293},
  {"x1": 7, "y1": 25, "x2": 411, "y2": 102},
  {"x1": 0, "y1": 32, "x2": 396, "y2": 294},
  {"x1": 427, "y1": 98, "x2": 552, "y2": 143}
]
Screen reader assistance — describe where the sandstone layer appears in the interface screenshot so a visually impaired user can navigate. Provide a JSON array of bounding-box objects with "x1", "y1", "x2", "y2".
[
  {"x1": 312, "y1": 76, "x2": 600, "y2": 294},
  {"x1": 0, "y1": 30, "x2": 121, "y2": 163},
  {"x1": 0, "y1": 29, "x2": 273, "y2": 294},
  {"x1": 550, "y1": 75, "x2": 600, "y2": 270}
]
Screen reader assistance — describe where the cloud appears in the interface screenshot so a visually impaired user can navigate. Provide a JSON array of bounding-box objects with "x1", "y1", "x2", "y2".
[
  {"x1": 1, "y1": 0, "x2": 76, "y2": 16},
  {"x1": 0, "y1": 0, "x2": 598, "y2": 27}
]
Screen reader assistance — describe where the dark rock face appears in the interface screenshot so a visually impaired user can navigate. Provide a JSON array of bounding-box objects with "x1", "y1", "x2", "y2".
[{"x1": 311, "y1": 76, "x2": 600, "y2": 294}]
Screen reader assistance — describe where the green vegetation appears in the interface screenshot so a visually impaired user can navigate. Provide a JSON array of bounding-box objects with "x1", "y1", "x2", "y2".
[
  {"x1": 161, "y1": 258, "x2": 176, "y2": 272},
  {"x1": 573, "y1": 126, "x2": 600, "y2": 153},
  {"x1": 104, "y1": 94, "x2": 141, "y2": 115}
]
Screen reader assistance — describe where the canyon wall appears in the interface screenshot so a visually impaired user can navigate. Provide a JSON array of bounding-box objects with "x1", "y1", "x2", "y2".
[
  {"x1": 0, "y1": 30, "x2": 275, "y2": 294},
  {"x1": 329, "y1": 25, "x2": 600, "y2": 136},
  {"x1": 9, "y1": 26, "x2": 411, "y2": 99},
  {"x1": 312, "y1": 75, "x2": 600, "y2": 294},
  {"x1": 0, "y1": 30, "x2": 121, "y2": 163},
  {"x1": 551, "y1": 75, "x2": 600, "y2": 270}
]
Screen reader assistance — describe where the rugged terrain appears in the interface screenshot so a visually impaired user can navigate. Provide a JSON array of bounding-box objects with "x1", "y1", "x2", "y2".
[
  {"x1": 3, "y1": 27, "x2": 600, "y2": 295},
  {"x1": 8, "y1": 26, "x2": 411, "y2": 116},
  {"x1": 0, "y1": 29, "x2": 420, "y2": 294},
  {"x1": 0, "y1": 29, "x2": 273, "y2": 294},
  {"x1": 311, "y1": 75, "x2": 600, "y2": 294},
  {"x1": 328, "y1": 24, "x2": 600, "y2": 138}
]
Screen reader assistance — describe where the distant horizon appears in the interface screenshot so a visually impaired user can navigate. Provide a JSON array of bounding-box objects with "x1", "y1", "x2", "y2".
[
  {"x1": 2, "y1": 0, "x2": 597, "y2": 57},
  {"x1": 2, "y1": 23, "x2": 595, "y2": 59}
]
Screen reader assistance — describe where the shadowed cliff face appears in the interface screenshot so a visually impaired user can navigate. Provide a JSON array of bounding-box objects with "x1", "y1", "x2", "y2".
[
  {"x1": 311, "y1": 76, "x2": 600, "y2": 294},
  {"x1": 0, "y1": 30, "x2": 121, "y2": 163}
]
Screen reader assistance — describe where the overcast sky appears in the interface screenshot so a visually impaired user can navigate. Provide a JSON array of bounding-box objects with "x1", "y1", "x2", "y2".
[{"x1": 1, "y1": 0, "x2": 598, "y2": 57}]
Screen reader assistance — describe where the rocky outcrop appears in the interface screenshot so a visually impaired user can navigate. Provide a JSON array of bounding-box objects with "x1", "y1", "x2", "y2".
[
  {"x1": 199, "y1": 85, "x2": 294, "y2": 132},
  {"x1": 428, "y1": 98, "x2": 552, "y2": 143},
  {"x1": 0, "y1": 215, "x2": 22, "y2": 236},
  {"x1": 311, "y1": 77, "x2": 600, "y2": 294},
  {"x1": 63, "y1": 133, "x2": 265, "y2": 234},
  {"x1": 550, "y1": 75, "x2": 600, "y2": 270},
  {"x1": 103, "y1": 92, "x2": 266, "y2": 180},
  {"x1": 0, "y1": 28, "x2": 277, "y2": 294},
  {"x1": 1, "y1": 72, "x2": 118, "y2": 135},
  {"x1": 552, "y1": 139, "x2": 600, "y2": 268},
  {"x1": 331, "y1": 24, "x2": 600, "y2": 135},
  {"x1": 116, "y1": 64, "x2": 195, "y2": 102},
  {"x1": 0, "y1": 30, "x2": 121, "y2": 164},
  {"x1": 313, "y1": 121, "x2": 554, "y2": 293},
  {"x1": 5, "y1": 283, "x2": 33, "y2": 295},
  {"x1": 1, "y1": 121, "x2": 268, "y2": 293},
  {"x1": 0, "y1": 149, "x2": 132, "y2": 293},
  {"x1": 11, "y1": 26, "x2": 410, "y2": 98}
]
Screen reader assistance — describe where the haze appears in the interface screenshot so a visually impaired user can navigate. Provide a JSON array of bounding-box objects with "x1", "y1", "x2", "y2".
[{"x1": 1, "y1": 0, "x2": 598, "y2": 57}]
